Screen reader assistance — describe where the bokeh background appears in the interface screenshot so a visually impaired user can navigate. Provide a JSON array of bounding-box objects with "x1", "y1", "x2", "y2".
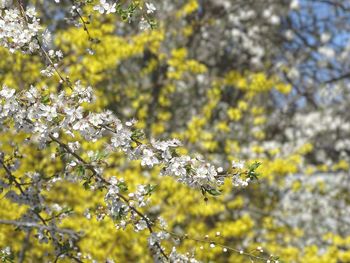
[{"x1": 1, "y1": 0, "x2": 350, "y2": 262}]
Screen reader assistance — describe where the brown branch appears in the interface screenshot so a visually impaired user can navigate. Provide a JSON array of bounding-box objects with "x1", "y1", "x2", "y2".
[
  {"x1": 48, "y1": 135, "x2": 169, "y2": 260},
  {"x1": 0, "y1": 219, "x2": 80, "y2": 239}
]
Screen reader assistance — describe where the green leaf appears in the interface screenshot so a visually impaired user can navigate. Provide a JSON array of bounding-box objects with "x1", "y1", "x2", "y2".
[
  {"x1": 76, "y1": 165, "x2": 85, "y2": 176},
  {"x1": 96, "y1": 150, "x2": 108, "y2": 160},
  {"x1": 40, "y1": 95, "x2": 50, "y2": 105},
  {"x1": 131, "y1": 130, "x2": 144, "y2": 140},
  {"x1": 145, "y1": 184, "x2": 157, "y2": 195},
  {"x1": 207, "y1": 188, "x2": 222, "y2": 196},
  {"x1": 247, "y1": 161, "x2": 261, "y2": 180},
  {"x1": 117, "y1": 181, "x2": 128, "y2": 192},
  {"x1": 249, "y1": 161, "x2": 261, "y2": 170}
]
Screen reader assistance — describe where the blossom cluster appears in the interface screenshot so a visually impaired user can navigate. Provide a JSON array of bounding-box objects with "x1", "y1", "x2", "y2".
[
  {"x1": 274, "y1": 172, "x2": 350, "y2": 246},
  {"x1": 0, "y1": 246, "x2": 13, "y2": 262},
  {"x1": 0, "y1": 82, "x2": 255, "y2": 260},
  {"x1": 0, "y1": 7, "x2": 41, "y2": 53},
  {"x1": 0, "y1": 84, "x2": 251, "y2": 192}
]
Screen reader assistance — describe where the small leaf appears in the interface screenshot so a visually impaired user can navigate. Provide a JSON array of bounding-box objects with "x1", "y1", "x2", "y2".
[
  {"x1": 207, "y1": 188, "x2": 222, "y2": 196},
  {"x1": 145, "y1": 184, "x2": 157, "y2": 195},
  {"x1": 41, "y1": 95, "x2": 50, "y2": 105},
  {"x1": 76, "y1": 165, "x2": 85, "y2": 176},
  {"x1": 117, "y1": 181, "x2": 128, "y2": 192},
  {"x1": 247, "y1": 161, "x2": 261, "y2": 180}
]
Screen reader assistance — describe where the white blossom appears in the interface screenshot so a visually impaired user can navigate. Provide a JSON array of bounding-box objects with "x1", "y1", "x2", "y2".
[
  {"x1": 0, "y1": 86, "x2": 15, "y2": 99},
  {"x1": 146, "y1": 3, "x2": 156, "y2": 14},
  {"x1": 0, "y1": 8, "x2": 41, "y2": 53},
  {"x1": 141, "y1": 148, "x2": 159, "y2": 167},
  {"x1": 139, "y1": 17, "x2": 150, "y2": 31},
  {"x1": 93, "y1": 0, "x2": 116, "y2": 14}
]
